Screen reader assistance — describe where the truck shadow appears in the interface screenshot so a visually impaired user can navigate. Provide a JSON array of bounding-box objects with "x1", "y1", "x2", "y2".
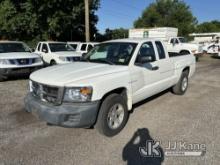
[
  {"x1": 130, "y1": 89, "x2": 171, "y2": 114},
  {"x1": 5, "y1": 74, "x2": 29, "y2": 81},
  {"x1": 122, "y1": 128, "x2": 164, "y2": 165}
]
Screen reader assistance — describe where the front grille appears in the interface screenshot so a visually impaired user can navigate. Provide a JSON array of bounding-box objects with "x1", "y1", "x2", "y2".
[
  {"x1": 9, "y1": 58, "x2": 36, "y2": 65},
  {"x1": 17, "y1": 59, "x2": 30, "y2": 65},
  {"x1": 67, "y1": 57, "x2": 81, "y2": 62},
  {"x1": 31, "y1": 81, "x2": 63, "y2": 105}
]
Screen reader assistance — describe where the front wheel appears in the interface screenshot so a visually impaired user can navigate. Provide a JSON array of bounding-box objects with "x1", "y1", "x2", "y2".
[
  {"x1": 50, "y1": 60, "x2": 56, "y2": 66},
  {"x1": 95, "y1": 93, "x2": 129, "y2": 137},
  {"x1": 172, "y1": 71, "x2": 189, "y2": 95}
]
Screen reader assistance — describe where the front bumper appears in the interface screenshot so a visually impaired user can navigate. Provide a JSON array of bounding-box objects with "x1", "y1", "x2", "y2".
[
  {"x1": 0, "y1": 66, "x2": 42, "y2": 76},
  {"x1": 24, "y1": 93, "x2": 100, "y2": 128}
]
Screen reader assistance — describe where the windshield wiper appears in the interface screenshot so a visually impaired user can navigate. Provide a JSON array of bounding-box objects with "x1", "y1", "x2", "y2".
[{"x1": 90, "y1": 59, "x2": 115, "y2": 65}]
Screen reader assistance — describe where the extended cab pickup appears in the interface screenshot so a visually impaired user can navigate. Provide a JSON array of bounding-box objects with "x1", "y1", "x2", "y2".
[
  {"x1": 25, "y1": 38, "x2": 196, "y2": 136},
  {"x1": 0, "y1": 41, "x2": 43, "y2": 81},
  {"x1": 35, "y1": 41, "x2": 81, "y2": 65}
]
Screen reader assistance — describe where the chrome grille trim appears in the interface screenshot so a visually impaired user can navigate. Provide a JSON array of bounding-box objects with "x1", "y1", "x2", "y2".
[{"x1": 31, "y1": 80, "x2": 64, "y2": 105}]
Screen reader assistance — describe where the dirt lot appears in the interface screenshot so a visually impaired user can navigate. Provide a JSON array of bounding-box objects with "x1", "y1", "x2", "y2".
[{"x1": 0, "y1": 56, "x2": 220, "y2": 165}]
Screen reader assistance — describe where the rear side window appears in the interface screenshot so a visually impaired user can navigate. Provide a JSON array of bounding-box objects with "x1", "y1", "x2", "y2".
[
  {"x1": 37, "y1": 43, "x2": 41, "y2": 51},
  {"x1": 155, "y1": 41, "x2": 166, "y2": 59},
  {"x1": 81, "y1": 44, "x2": 87, "y2": 51}
]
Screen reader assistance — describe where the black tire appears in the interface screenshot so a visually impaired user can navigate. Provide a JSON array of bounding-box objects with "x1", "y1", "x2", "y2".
[
  {"x1": 172, "y1": 71, "x2": 189, "y2": 95},
  {"x1": 95, "y1": 93, "x2": 129, "y2": 137},
  {"x1": 0, "y1": 72, "x2": 6, "y2": 82},
  {"x1": 180, "y1": 50, "x2": 190, "y2": 55},
  {"x1": 50, "y1": 60, "x2": 56, "y2": 66}
]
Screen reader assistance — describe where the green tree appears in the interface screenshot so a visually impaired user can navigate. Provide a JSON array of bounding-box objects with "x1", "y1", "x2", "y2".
[
  {"x1": 134, "y1": 0, "x2": 197, "y2": 37},
  {"x1": 100, "y1": 28, "x2": 128, "y2": 41},
  {"x1": 196, "y1": 20, "x2": 220, "y2": 33},
  {"x1": 0, "y1": 0, "x2": 100, "y2": 46}
]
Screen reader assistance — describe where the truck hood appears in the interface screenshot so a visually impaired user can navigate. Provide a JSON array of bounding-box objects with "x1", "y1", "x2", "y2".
[
  {"x1": 30, "y1": 62, "x2": 128, "y2": 86},
  {"x1": 0, "y1": 52, "x2": 40, "y2": 59},
  {"x1": 52, "y1": 51, "x2": 81, "y2": 57}
]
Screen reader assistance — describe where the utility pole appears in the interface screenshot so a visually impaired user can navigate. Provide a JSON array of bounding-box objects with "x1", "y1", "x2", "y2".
[{"x1": 84, "y1": 0, "x2": 90, "y2": 42}]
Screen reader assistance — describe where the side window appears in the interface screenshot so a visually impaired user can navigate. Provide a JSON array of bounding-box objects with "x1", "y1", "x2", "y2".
[
  {"x1": 87, "y1": 44, "x2": 93, "y2": 52},
  {"x1": 81, "y1": 44, "x2": 87, "y2": 51},
  {"x1": 155, "y1": 41, "x2": 166, "y2": 59},
  {"x1": 170, "y1": 38, "x2": 175, "y2": 44},
  {"x1": 135, "y1": 42, "x2": 156, "y2": 63},
  {"x1": 175, "y1": 39, "x2": 179, "y2": 44},
  {"x1": 42, "y1": 44, "x2": 48, "y2": 53},
  {"x1": 37, "y1": 43, "x2": 41, "y2": 51}
]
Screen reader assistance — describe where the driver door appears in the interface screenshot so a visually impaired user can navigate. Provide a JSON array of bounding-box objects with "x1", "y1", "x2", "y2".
[
  {"x1": 131, "y1": 42, "x2": 161, "y2": 104},
  {"x1": 41, "y1": 43, "x2": 50, "y2": 63}
]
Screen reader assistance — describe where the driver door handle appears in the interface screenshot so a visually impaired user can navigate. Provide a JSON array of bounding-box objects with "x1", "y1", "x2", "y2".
[{"x1": 152, "y1": 66, "x2": 159, "y2": 71}]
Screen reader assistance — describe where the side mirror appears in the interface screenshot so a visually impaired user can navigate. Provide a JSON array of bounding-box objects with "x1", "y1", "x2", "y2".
[
  {"x1": 31, "y1": 48, "x2": 35, "y2": 52},
  {"x1": 137, "y1": 56, "x2": 153, "y2": 64},
  {"x1": 42, "y1": 49, "x2": 48, "y2": 53}
]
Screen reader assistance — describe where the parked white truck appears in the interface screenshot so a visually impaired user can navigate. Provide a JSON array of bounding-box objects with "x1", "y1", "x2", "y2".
[
  {"x1": 25, "y1": 38, "x2": 196, "y2": 137},
  {"x1": 35, "y1": 41, "x2": 81, "y2": 65},
  {"x1": 0, "y1": 41, "x2": 43, "y2": 81},
  {"x1": 129, "y1": 27, "x2": 202, "y2": 60},
  {"x1": 68, "y1": 42, "x2": 98, "y2": 54}
]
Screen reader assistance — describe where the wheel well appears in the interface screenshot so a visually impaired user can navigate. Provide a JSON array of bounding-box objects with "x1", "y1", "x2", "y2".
[
  {"x1": 180, "y1": 50, "x2": 190, "y2": 55},
  {"x1": 183, "y1": 67, "x2": 190, "y2": 76},
  {"x1": 101, "y1": 88, "x2": 127, "y2": 103},
  {"x1": 93, "y1": 87, "x2": 128, "y2": 126}
]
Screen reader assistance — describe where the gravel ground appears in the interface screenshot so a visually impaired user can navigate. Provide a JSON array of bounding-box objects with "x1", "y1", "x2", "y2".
[{"x1": 0, "y1": 56, "x2": 220, "y2": 165}]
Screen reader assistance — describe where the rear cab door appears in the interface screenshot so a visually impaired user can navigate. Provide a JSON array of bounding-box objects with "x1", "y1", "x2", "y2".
[{"x1": 155, "y1": 40, "x2": 175, "y2": 88}]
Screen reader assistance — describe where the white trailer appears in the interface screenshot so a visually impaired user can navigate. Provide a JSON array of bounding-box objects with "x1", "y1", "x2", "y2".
[
  {"x1": 129, "y1": 27, "x2": 202, "y2": 60},
  {"x1": 129, "y1": 27, "x2": 178, "y2": 41}
]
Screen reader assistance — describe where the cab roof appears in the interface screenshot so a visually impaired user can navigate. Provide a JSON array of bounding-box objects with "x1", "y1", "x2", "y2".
[
  {"x1": 104, "y1": 38, "x2": 162, "y2": 44},
  {"x1": 0, "y1": 40, "x2": 24, "y2": 43}
]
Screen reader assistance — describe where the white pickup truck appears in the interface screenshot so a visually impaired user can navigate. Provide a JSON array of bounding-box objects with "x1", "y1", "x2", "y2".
[
  {"x1": 166, "y1": 37, "x2": 202, "y2": 60},
  {"x1": 25, "y1": 38, "x2": 196, "y2": 137},
  {"x1": 0, "y1": 41, "x2": 43, "y2": 81},
  {"x1": 35, "y1": 41, "x2": 81, "y2": 65},
  {"x1": 67, "y1": 42, "x2": 98, "y2": 54}
]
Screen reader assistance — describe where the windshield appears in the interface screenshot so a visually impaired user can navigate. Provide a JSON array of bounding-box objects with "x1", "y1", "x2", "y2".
[
  {"x1": 69, "y1": 44, "x2": 78, "y2": 50},
  {"x1": 0, "y1": 42, "x2": 31, "y2": 53},
  {"x1": 179, "y1": 37, "x2": 187, "y2": 43},
  {"x1": 49, "y1": 43, "x2": 74, "y2": 52},
  {"x1": 84, "y1": 42, "x2": 137, "y2": 65}
]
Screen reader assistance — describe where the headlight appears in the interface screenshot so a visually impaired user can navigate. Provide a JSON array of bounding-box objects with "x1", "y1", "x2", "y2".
[
  {"x1": 29, "y1": 80, "x2": 33, "y2": 92},
  {"x1": 34, "y1": 58, "x2": 42, "y2": 63},
  {"x1": 0, "y1": 59, "x2": 10, "y2": 65},
  {"x1": 63, "y1": 87, "x2": 93, "y2": 102},
  {"x1": 59, "y1": 57, "x2": 67, "y2": 61}
]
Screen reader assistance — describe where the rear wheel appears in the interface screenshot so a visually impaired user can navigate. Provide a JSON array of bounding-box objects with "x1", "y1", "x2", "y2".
[
  {"x1": 95, "y1": 93, "x2": 129, "y2": 137},
  {"x1": 172, "y1": 71, "x2": 189, "y2": 95}
]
